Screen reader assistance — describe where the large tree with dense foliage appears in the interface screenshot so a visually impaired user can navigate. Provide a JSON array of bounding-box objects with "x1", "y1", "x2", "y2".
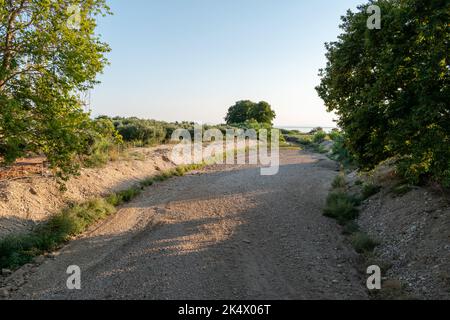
[
  {"x1": 316, "y1": 0, "x2": 449, "y2": 186},
  {"x1": 225, "y1": 100, "x2": 276, "y2": 125},
  {"x1": 0, "y1": 0, "x2": 110, "y2": 180}
]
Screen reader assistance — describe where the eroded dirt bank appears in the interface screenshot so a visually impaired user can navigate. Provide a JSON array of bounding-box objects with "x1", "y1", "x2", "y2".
[
  {"x1": 2, "y1": 150, "x2": 368, "y2": 300},
  {"x1": 358, "y1": 184, "x2": 450, "y2": 299},
  {"x1": 0, "y1": 146, "x2": 177, "y2": 238}
]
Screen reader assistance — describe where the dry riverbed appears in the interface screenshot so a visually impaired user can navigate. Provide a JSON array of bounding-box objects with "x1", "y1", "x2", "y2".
[{"x1": 1, "y1": 149, "x2": 368, "y2": 299}]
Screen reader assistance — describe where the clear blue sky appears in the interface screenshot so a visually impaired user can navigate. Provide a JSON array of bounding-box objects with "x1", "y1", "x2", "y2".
[{"x1": 91, "y1": 0, "x2": 362, "y2": 127}]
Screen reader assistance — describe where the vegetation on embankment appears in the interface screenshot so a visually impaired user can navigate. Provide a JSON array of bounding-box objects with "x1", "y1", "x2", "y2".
[
  {"x1": 0, "y1": 164, "x2": 204, "y2": 270},
  {"x1": 323, "y1": 173, "x2": 379, "y2": 255},
  {"x1": 282, "y1": 128, "x2": 356, "y2": 167},
  {"x1": 81, "y1": 117, "x2": 238, "y2": 169}
]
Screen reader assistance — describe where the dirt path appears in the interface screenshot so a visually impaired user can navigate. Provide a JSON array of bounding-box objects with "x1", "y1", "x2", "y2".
[{"x1": 7, "y1": 150, "x2": 367, "y2": 300}]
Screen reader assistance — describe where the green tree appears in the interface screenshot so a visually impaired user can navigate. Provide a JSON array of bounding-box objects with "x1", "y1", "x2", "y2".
[
  {"x1": 225, "y1": 100, "x2": 254, "y2": 124},
  {"x1": 249, "y1": 101, "x2": 276, "y2": 125},
  {"x1": 0, "y1": 0, "x2": 111, "y2": 180},
  {"x1": 225, "y1": 100, "x2": 276, "y2": 125},
  {"x1": 316, "y1": 0, "x2": 449, "y2": 186}
]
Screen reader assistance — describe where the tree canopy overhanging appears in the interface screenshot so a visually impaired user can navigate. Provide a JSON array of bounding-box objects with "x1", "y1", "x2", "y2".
[
  {"x1": 316, "y1": 0, "x2": 449, "y2": 186},
  {"x1": 0, "y1": 0, "x2": 111, "y2": 180}
]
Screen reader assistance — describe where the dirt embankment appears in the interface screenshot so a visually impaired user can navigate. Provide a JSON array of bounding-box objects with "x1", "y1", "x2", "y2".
[
  {"x1": 353, "y1": 166, "x2": 450, "y2": 299},
  {"x1": 0, "y1": 146, "x2": 177, "y2": 238}
]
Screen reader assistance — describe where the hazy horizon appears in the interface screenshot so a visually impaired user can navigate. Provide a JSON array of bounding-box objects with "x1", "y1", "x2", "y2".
[{"x1": 91, "y1": 0, "x2": 362, "y2": 127}]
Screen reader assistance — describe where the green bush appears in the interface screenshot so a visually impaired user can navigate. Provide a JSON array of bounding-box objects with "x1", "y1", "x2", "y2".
[
  {"x1": 351, "y1": 232, "x2": 379, "y2": 254},
  {"x1": 313, "y1": 130, "x2": 327, "y2": 144},
  {"x1": 342, "y1": 221, "x2": 360, "y2": 235},
  {"x1": 296, "y1": 135, "x2": 313, "y2": 146},
  {"x1": 362, "y1": 183, "x2": 381, "y2": 200},
  {"x1": 328, "y1": 131, "x2": 356, "y2": 168},
  {"x1": 323, "y1": 192, "x2": 360, "y2": 225},
  {"x1": 106, "y1": 188, "x2": 142, "y2": 206},
  {"x1": 82, "y1": 117, "x2": 123, "y2": 168},
  {"x1": 332, "y1": 174, "x2": 347, "y2": 189},
  {"x1": 390, "y1": 184, "x2": 413, "y2": 197}
]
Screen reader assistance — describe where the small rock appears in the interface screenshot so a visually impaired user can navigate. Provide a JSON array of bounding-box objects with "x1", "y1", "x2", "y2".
[
  {"x1": 0, "y1": 288, "x2": 9, "y2": 298},
  {"x1": 29, "y1": 187, "x2": 38, "y2": 195},
  {"x1": 34, "y1": 256, "x2": 45, "y2": 264},
  {"x1": 1, "y1": 269, "x2": 12, "y2": 276},
  {"x1": 242, "y1": 239, "x2": 251, "y2": 244}
]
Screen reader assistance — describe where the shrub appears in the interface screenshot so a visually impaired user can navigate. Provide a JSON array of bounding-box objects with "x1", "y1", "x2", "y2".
[
  {"x1": 323, "y1": 192, "x2": 360, "y2": 225},
  {"x1": 329, "y1": 131, "x2": 356, "y2": 168},
  {"x1": 297, "y1": 135, "x2": 313, "y2": 146},
  {"x1": 332, "y1": 174, "x2": 347, "y2": 189},
  {"x1": 313, "y1": 130, "x2": 327, "y2": 144},
  {"x1": 362, "y1": 183, "x2": 381, "y2": 200},
  {"x1": 390, "y1": 184, "x2": 413, "y2": 197},
  {"x1": 351, "y1": 232, "x2": 378, "y2": 254},
  {"x1": 342, "y1": 221, "x2": 360, "y2": 235},
  {"x1": 83, "y1": 117, "x2": 123, "y2": 168},
  {"x1": 106, "y1": 188, "x2": 142, "y2": 206}
]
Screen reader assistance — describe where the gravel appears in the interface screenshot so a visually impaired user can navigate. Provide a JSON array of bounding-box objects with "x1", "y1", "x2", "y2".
[{"x1": 3, "y1": 150, "x2": 367, "y2": 300}]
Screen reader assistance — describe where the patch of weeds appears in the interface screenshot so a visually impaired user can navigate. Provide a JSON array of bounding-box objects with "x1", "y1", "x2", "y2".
[
  {"x1": 323, "y1": 192, "x2": 360, "y2": 225},
  {"x1": 83, "y1": 152, "x2": 109, "y2": 168},
  {"x1": 153, "y1": 171, "x2": 172, "y2": 182},
  {"x1": 391, "y1": 184, "x2": 413, "y2": 197},
  {"x1": 139, "y1": 178, "x2": 155, "y2": 188},
  {"x1": 0, "y1": 199, "x2": 116, "y2": 269},
  {"x1": 332, "y1": 174, "x2": 347, "y2": 189},
  {"x1": 362, "y1": 183, "x2": 381, "y2": 200},
  {"x1": 312, "y1": 144, "x2": 328, "y2": 154},
  {"x1": 350, "y1": 232, "x2": 379, "y2": 254},
  {"x1": 126, "y1": 151, "x2": 146, "y2": 161},
  {"x1": 106, "y1": 187, "x2": 142, "y2": 206},
  {"x1": 342, "y1": 221, "x2": 360, "y2": 235}
]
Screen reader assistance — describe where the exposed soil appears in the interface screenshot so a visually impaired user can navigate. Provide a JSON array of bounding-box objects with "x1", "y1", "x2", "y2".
[
  {"x1": 358, "y1": 184, "x2": 450, "y2": 299},
  {"x1": 0, "y1": 146, "x2": 177, "y2": 238},
  {"x1": 1, "y1": 150, "x2": 368, "y2": 300}
]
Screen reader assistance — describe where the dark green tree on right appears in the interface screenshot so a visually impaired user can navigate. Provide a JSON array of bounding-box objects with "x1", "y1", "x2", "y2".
[{"x1": 316, "y1": 0, "x2": 450, "y2": 186}]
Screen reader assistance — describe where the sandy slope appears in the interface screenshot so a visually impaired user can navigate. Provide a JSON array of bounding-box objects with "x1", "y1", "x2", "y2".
[{"x1": 0, "y1": 146, "x2": 176, "y2": 238}]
